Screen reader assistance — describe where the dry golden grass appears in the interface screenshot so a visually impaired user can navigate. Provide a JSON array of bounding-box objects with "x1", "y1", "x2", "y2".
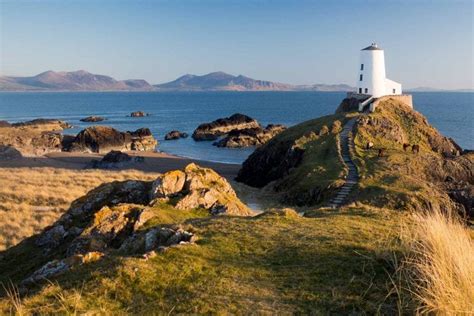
[
  {"x1": 0, "y1": 167, "x2": 159, "y2": 251},
  {"x1": 399, "y1": 211, "x2": 474, "y2": 314}
]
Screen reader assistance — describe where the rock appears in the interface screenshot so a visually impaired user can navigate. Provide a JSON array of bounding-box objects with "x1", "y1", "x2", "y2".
[
  {"x1": 150, "y1": 163, "x2": 253, "y2": 216},
  {"x1": 22, "y1": 251, "x2": 104, "y2": 285},
  {"x1": 11, "y1": 118, "x2": 72, "y2": 130},
  {"x1": 66, "y1": 126, "x2": 158, "y2": 153},
  {"x1": 164, "y1": 130, "x2": 189, "y2": 140},
  {"x1": 66, "y1": 204, "x2": 152, "y2": 255},
  {"x1": 0, "y1": 119, "x2": 71, "y2": 156},
  {"x1": 318, "y1": 125, "x2": 329, "y2": 136},
  {"x1": 213, "y1": 124, "x2": 286, "y2": 148},
  {"x1": 236, "y1": 138, "x2": 305, "y2": 188},
  {"x1": 21, "y1": 260, "x2": 69, "y2": 285},
  {"x1": 130, "y1": 111, "x2": 148, "y2": 117},
  {"x1": 90, "y1": 150, "x2": 144, "y2": 169},
  {"x1": 35, "y1": 225, "x2": 66, "y2": 249},
  {"x1": 80, "y1": 116, "x2": 105, "y2": 122},
  {"x1": 335, "y1": 97, "x2": 366, "y2": 113},
  {"x1": 192, "y1": 113, "x2": 260, "y2": 141},
  {"x1": 0, "y1": 145, "x2": 22, "y2": 160},
  {"x1": 331, "y1": 120, "x2": 342, "y2": 134},
  {"x1": 120, "y1": 226, "x2": 196, "y2": 255},
  {"x1": 150, "y1": 170, "x2": 186, "y2": 201}
]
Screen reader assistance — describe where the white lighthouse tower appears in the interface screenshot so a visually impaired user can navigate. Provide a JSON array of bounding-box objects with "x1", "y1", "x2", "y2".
[{"x1": 356, "y1": 43, "x2": 401, "y2": 98}]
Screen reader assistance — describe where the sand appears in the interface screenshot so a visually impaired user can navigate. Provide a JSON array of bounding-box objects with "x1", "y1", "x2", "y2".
[{"x1": 0, "y1": 151, "x2": 241, "y2": 180}]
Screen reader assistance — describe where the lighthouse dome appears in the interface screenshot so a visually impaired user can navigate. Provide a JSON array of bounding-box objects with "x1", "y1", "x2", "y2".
[{"x1": 362, "y1": 43, "x2": 382, "y2": 51}]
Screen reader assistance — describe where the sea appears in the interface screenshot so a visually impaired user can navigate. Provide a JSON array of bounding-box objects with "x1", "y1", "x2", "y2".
[{"x1": 0, "y1": 91, "x2": 472, "y2": 164}]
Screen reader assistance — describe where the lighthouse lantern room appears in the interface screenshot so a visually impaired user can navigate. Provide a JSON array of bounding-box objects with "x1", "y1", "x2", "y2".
[{"x1": 356, "y1": 43, "x2": 401, "y2": 98}]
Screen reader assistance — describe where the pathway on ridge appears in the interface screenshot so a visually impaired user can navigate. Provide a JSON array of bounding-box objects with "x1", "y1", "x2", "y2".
[{"x1": 328, "y1": 117, "x2": 359, "y2": 208}]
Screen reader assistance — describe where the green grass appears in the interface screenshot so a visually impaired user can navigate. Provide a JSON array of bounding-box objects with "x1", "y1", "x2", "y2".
[
  {"x1": 262, "y1": 113, "x2": 354, "y2": 206},
  {"x1": 351, "y1": 101, "x2": 462, "y2": 212},
  {"x1": 0, "y1": 206, "x2": 405, "y2": 314}
]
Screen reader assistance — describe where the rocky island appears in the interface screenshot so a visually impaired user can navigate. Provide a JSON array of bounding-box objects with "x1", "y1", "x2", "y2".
[
  {"x1": 192, "y1": 113, "x2": 286, "y2": 147},
  {"x1": 65, "y1": 126, "x2": 158, "y2": 153}
]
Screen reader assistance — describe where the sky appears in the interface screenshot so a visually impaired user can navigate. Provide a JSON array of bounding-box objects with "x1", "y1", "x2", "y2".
[{"x1": 0, "y1": 0, "x2": 473, "y2": 89}]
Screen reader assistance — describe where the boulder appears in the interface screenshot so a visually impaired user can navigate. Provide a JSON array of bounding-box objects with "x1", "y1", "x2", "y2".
[
  {"x1": 150, "y1": 163, "x2": 253, "y2": 216},
  {"x1": 213, "y1": 124, "x2": 286, "y2": 148},
  {"x1": 164, "y1": 130, "x2": 189, "y2": 140},
  {"x1": 80, "y1": 116, "x2": 105, "y2": 122},
  {"x1": 90, "y1": 150, "x2": 144, "y2": 169},
  {"x1": 130, "y1": 111, "x2": 148, "y2": 117},
  {"x1": 192, "y1": 113, "x2": 260, "y2": 141},
  {"x1": 0, "y1": 145, "x2": 22, "y2": 160},
  {"x1": 66, "y1": 126, "x2": 158, "y2": 153}
]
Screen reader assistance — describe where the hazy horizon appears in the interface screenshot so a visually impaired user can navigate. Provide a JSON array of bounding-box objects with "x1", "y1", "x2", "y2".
[{"x1": 1, "y1": 0, "x2": 473, "y2": 90}]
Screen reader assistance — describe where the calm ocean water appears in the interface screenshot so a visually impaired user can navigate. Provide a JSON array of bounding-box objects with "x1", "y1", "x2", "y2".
[{"x1": 0, "y1": 91, "x2": 472, "y2": 164}]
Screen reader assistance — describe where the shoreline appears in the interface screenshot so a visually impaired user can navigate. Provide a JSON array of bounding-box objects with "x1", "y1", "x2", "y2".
[{"x1": 0, "y1": 150, "x2": 242, "y2": 180}]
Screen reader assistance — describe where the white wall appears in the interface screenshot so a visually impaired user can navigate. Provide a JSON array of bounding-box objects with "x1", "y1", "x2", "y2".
[
  {"x1": 385, "y1": 78, "x2": 402, "y2": 95},
  {"x1": 356, "y1": 50, "x2": 387, "y2": 97}
]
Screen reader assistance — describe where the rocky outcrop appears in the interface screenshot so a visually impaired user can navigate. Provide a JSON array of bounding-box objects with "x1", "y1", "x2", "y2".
[
  {"x1": 90, "y1": 150, "x2": 144, "y2": 169},
  {"x1": 192, "y1": 113, "x2": 260, "y2": 141},
  {"x1": 164, "y1": 130, "x2": 189, "y2": 140},
  {"x1": 80, "y1": 116, "x2": 105, "y2": 122},
  {"x1": 22, "y1": 163, "x2": 249, "y2": 284},
  {"x1": 150, "y1": 163, "x2": 253, "y2": 216},
  {"x1": 335, "y1": 97, "x2": 365, "y2": 113},
  {"x1": 130, "y1": 111, "x2": 148, "y2": 117},
  {"x1": 213, "y1": 124, "x2": 286, "y2": 148},
  {"x1": 0, "y1": 119, "x2": 71, "y2": 156},
  {"x1": 66, "y1": 126, "x2": 157, "y2": 153},
  {"x1": 11, "y1": 118, "x2": 72, "y2": 130}
]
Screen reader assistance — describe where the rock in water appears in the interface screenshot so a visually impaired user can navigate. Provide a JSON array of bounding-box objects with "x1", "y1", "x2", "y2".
[
  {"x1": 66, "y1": 126, "x2": 157, "y2": 153},
  {"x1": 164, "y1": 130, "x2": 189, "y2": 140},
  {"x1": 192, "y1": 113, "x2": 260, "y2": 141},
  {"x1": 130, "y1": 111, "x2": 148, "y2": 117},
  {"x1": 213, "y1": 124, "x2": 286, "y2": 148},
  {"x1": 80, "y1": 116, "x2": 105, "y2": 122},
  {"x1": 150, "y1": 163, "x2": 253, "y2": 216}
]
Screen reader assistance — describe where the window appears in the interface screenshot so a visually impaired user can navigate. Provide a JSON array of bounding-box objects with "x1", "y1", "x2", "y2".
[
  {"x1": 359, "y1": 88, "x2": 362, "y2": 93},
  {"x1": 360, "y1": 64, "x2": 364, "y2": 71},
  {"x1": 393, "y1": 89, "x2": 396, "y2": 94},
  {"x1": 365, "y1": 88, "x2": 368, "y2": 93},
  {"x1": 360, "y1": 74, "x2": 363, "y2": 81}
]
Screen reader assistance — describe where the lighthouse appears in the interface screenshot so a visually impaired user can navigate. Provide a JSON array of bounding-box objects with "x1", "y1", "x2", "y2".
[{"x1": 356, "y1": 43, "x2": 401, "y2": 98}]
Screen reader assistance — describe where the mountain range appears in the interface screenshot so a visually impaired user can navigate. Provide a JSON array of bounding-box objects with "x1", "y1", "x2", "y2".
[
  {"x1": 1, "y1": 70, "x2": 470, "y2": 92},
  {"x1": 0, "y1": 70, "x2": 354, "y2": 92}
]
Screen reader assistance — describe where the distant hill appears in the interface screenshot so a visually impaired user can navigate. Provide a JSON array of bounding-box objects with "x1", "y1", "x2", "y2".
[
  {"x1": 155, "y1": 71, "x2": 354, "y2": 92},
  {"x1": 0, "y1": 70, "x2": 154, "y2": 91},
  {"x1": 406, "y1": 87, "x2": 474, "y2": 93},
  {"x1": 0, "y1": 70, "x2": 354, "y2": 92}
]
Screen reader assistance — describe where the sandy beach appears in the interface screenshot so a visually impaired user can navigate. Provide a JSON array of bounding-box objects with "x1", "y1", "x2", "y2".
[{"x1": 0, "y1": 151, "x2": 241, "y2": 180}]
